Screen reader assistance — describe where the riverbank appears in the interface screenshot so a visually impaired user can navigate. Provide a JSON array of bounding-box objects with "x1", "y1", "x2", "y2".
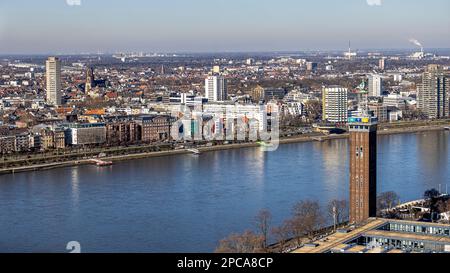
[{"x1": 1, "y1": 123, "x2": 449, "y2": 175}]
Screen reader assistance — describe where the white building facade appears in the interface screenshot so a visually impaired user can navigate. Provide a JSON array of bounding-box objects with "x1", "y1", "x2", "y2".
[
  {"x1": 205, "y1": 75, "x2": 227, "y2": 102},
  {"x1": 46, "y1": 57, "x2": 62, "y2": 106}
]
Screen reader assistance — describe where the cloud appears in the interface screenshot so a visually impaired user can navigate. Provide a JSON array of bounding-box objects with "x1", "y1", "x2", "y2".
[
  {"x1": 366, "y1": 0, "x2": 382, "y2": 6},
  {"x1": 66, "y1": 0, "x2": 81, "y2": 6}
]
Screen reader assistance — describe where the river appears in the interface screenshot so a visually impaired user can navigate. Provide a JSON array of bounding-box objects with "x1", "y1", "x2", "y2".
[{"x1": 0, "y1": 130, "x2": 449, "y2": 252}]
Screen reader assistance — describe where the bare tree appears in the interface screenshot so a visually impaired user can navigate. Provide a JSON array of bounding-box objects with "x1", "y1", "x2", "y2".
[
  {"x1": 304, "y1": 100, "x2": 322, "y2": 121},
  {"x1": 285, "y1": 218, "x2": 304, "y2": 246},
  {"x1": 271, "y1": 221, "x2": 292, "y2": 253},
  {"x1": 424, "y1": 188, "x2": 441, "y2": 222},
  {"x1": 327, "y1": 199, "x2": 348, "y2": 230},
  {"x1": 292, "y1": 200, "x2": 324, "y2": 241},
  {"x1": 255, "y1": 209, "x2": 272, "y2": 249},
  {"x1": 377, "y1": 191, "x2": 400, "y2": 215},
  {"x1": 437, "y1": 199, "x2": 450, "y2": 214},
  {"x1": 215, "y1": 230, "x2": 265, "y2": 253}
]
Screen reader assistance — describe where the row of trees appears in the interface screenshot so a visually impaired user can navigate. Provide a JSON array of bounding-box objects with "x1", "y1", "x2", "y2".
[
  {"x1": 377, "y1": 189, "x2": 450, "y2": 223},
  {"x1": 215, "y1": 199, "x2": 348, "y2": 253},
  {"x1": 216, "y1": 191, "x2": 406, "y2": 253}
]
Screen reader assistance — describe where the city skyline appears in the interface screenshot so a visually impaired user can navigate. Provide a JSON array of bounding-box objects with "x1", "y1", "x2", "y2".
[{"x1": 0, "y1": 0, "x2": 449, "y2": 54}]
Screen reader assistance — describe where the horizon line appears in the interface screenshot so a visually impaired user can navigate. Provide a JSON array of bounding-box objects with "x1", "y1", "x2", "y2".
[{"x1": 2, "y1": 47, "x2": 450, "y2": 57}]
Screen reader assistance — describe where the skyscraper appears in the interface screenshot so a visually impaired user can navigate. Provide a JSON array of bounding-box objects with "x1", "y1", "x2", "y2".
[
  {"x1": 322, "y1": 86, "x2": 348, "y2": 124},
  {"x1": 378, "y1": 58, "x2": 385, "y2": 71},
  {"x1": 417, "y1": 65, "x2": 449, "y2": 119},
  {"x1": 46, "y1": 57, "x2": 62, "y2": 106},
  {"x1": 368, "y1": 74, "x2": 382, "y2": 97},
  {"x1": 205, "y1": 75, "x2": 227, "y2": 102},
  {"x1": 348, "y1": 116, "x2": 378, "y2": 224},
  {"x1": 306, "y1": 62, "x2": 318, "y2": 72}
]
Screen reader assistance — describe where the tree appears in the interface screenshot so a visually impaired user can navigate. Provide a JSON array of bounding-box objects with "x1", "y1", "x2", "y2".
[
  {"x1": 424, "y1": 188, "x2": 440, "y2": 200},
  {"x1": 327, "y1": 199, "x2": 348, "y2": 230},
  {"x1": 215, "y1": 230, "x2": 264, "y2": 253},
  {"x1": 377, "y1": 191, "x2": 400, "y2": 216},
  {"x1": 304, "y1": 100, "x2": 322, "y2": 121},
  {"x1": 285, "y1": 218, "x2": 304, "y2": 246},
  {"x1": 437, "y1": 200, "x2": 450, "y2": 214},
  {"x1": 291, "y1": 200, "x2": 324, "y2": 241},
  {"x1": 271, "y1": 221, "x2": 292, "y2": 253},
  {"x1": 255, "y1": 209, "x2": 272, "y2": 249},
  {"x1": 424, "y1": 188, "x2": 441, "y2": 222}
]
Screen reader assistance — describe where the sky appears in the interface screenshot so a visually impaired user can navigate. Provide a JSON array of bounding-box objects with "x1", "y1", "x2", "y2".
[{"x1": 0, "y1": 0, "x2": 449, "y2": 54}]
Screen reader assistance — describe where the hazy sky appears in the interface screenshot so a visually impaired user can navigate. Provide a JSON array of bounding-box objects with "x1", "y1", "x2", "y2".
[{"x1": 0, "y1": 0, "x2": 449, "y2": 54}]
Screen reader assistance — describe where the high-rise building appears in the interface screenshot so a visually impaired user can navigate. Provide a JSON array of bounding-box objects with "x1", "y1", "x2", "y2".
[
  {"x1": 378, "y1": 58, "x2": 386, "y2": 71},
  {"x1": 348, "y1": 116, "x2": 378, "y2": 224},
  {"x1": 45, "y1": 57, "x2": 62, "y2": 106},
  {"x1": 306, "y1": 62, "x2": 318, "y2": 71},
  {"x1": 322, "y1": 86, "x2": 348, "y2": 124},
  {"x1": 205, "y1": 75, "x2": 227, "y2": 102},
  {"x1": 417, "y1": 65, "x2": 449, "y2": 119},
  {"x1": 368, "y1": 74, "x2": 382, "y2": 97}
]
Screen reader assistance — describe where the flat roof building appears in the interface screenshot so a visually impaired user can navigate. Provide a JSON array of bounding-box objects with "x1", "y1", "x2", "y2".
[{"x1": 293, "y1": 218, "x2": 450, "y2": 253}]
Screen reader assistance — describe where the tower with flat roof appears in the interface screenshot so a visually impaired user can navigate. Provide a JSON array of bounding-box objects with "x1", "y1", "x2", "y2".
[
  {"x1": 348, "y1": 116, "x2": 378, "y2": 223},
  {"x1": 45, "y1": 57, "x2": 62, "y2": 106}
]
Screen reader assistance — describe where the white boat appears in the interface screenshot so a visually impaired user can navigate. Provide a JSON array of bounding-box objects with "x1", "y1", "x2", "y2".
[{"x1": 187, "y1": 148, "x2": 201, "y2": 155}]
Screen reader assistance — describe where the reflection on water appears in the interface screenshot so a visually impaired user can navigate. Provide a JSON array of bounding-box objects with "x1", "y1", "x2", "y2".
[
  {"x1": 0, "y1": 131, "x2": 448, "y2": 253},
  {"x1": 320, "y1": 140, "x2": 348, "y2": 188},
  {"x1": 417, "y1": 132, "x2": 448, "y2": 186},
  {"x1": 70, "y1": 168, "x2": 80, "y2": 210}
]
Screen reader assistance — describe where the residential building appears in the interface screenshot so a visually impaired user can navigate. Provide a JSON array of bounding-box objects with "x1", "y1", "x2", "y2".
[
  {"x1": 368, "y1": 74, "x2": 383, "y2": 97},
  {"x1": 105, "y1": 119, "x2": 139, "y2": 145},
  {"x1": 66, "y1": 123, "x2": 107, "y2": 146},
  {"x1": 306, "y1": 62, "x2": 318, "y2": 71},
  {"x1": 252, "y1": 86, "x2": 286, "y2": 102},
  {"x1": 417, "y1": 65, "x2": 449, "y2": 119},
  {"x1": 205, "y1": 75, "x2": 227, "y2": 102},
  {"x1": 322, "y1": 86, "x2": 348, "y2": 124},
  {"x1": 45, "y1": 57, "x2": 62, "y2": 106},
  {"x1": 136, "y1": 115, "x2": 171, "y2": 143},
  {"x1": 368, "y1": 102, "x2": 388, "y2": 123}
]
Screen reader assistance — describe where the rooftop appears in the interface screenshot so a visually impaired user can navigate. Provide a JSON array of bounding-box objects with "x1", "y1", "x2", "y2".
[{"x1": 292, "y1": 218, "x2": 450, "y2": 254}]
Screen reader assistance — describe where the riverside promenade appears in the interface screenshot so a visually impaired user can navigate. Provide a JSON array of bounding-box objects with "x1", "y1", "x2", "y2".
[{"x1": 1, "y1": 122, "x2": 449, "y2": 175}]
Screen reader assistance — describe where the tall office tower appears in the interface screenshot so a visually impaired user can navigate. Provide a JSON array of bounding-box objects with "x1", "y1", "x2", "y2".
[
  {"x1": 348, "y1": 116, "x2": 378, "y2": 224},
  {"x1": 306, "y1": 62, "x2": 318, "y2": 71},
  {"x1": 378, "y1": 58, "x2": 385, "y2": 71},
  {"x1": 85, "y1": 66, "x2": 95, "y2": 93},
  {"x1": 205, "y1": 75, "x2": 227, "y2": 102},
  {"x1": 322, "y1": 86, "x2": 348, "y2": 124},
  {"x1": 417, "y1": 65, "x2": 449, "y2": 119},
  {"x1": 368, "y1": 74, "x2": 382, "y2": 97},
  {"x1": 46, "y1": 57, "x2": 62, "y2": 106}
]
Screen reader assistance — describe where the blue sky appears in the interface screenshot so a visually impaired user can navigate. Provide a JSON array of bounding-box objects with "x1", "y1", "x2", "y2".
[{"x1": 0, "y1": 0, "x2": 449, "y2": 54}]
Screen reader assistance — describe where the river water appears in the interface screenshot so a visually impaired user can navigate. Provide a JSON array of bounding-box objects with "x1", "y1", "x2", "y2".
[{"x1": 0, "y1": 130, "x2": 449, "y2": 252}]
